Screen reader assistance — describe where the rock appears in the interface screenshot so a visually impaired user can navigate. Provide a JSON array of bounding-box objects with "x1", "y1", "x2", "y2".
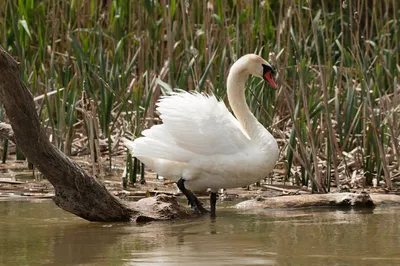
[{"x1": 129, "y1": 194, "x2": 199, "y2": 222}]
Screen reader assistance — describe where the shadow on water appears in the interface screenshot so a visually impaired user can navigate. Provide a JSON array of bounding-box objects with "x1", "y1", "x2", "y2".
[{"x1": 1, "y1": 200, "x2": 400, "y2": 265}]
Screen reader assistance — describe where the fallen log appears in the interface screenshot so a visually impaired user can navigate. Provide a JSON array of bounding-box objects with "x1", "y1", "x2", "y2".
[
  {"x1": 234, "y1": 192, "x2": 400, "y2": 210},
  {"x1": 0, "y1": 178, "x2": 25, "y2": 184},
  {"x1": 369, "y1": 194, "x2": 400, "y2": 205}
]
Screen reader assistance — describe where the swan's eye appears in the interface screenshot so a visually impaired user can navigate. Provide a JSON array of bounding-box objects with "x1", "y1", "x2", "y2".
[
  {"x1": 262, "y1": 64, "x2": 277, "y2": 88},
  {"x1": 262, "y1": 64, "x2": 273, "y2": 79},
  {"x1": 270, "y1": 68, "x2": 275, "y2": 75}
]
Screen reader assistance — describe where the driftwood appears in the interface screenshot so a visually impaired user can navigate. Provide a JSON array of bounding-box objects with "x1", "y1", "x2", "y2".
[
  {"x1": 0, "y1": 46, "x2": 196, "y2": 222},
  {"x1": 234, "y1": 192, "x2": 400, "y2": 210}
]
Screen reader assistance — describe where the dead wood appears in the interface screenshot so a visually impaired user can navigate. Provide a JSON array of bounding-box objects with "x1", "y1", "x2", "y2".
[
  {"x1": 0, "y1": 46, "x2": 195, "y2": 222},
  {"x1": 261, "y1": 184, "x2": 310, "y2": 195},
  {"x1": 234, "y1": 192, "x2": 378, "y2": 210}
]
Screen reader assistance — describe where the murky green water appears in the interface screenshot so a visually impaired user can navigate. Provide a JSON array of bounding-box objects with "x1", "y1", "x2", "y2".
[{"x1": 1, "y1": 200, "x2": 400, "y2": 266}]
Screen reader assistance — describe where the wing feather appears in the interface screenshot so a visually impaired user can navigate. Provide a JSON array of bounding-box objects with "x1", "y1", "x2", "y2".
[{"x1": 129, "y1": 91, "x2": 251, "y2": 162}]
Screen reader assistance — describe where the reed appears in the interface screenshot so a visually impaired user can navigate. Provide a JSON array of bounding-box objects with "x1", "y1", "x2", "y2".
[{"x1": 0, "y1": 0, "x2": 398, "y2": 190}]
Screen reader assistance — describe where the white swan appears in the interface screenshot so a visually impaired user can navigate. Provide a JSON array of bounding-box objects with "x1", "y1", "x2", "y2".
[{"x1": 123, "y1": 54, "x2": 279, "y2": 217}]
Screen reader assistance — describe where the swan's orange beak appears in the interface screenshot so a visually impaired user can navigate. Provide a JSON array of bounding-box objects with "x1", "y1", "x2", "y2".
[{"x1": 264, "y1": 71, "x2": 277, "y2": 89}]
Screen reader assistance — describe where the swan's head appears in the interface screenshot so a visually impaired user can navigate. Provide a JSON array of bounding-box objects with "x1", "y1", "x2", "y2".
[{"x1": 233, "y1": 54, "x2": 277, "y2": 89}]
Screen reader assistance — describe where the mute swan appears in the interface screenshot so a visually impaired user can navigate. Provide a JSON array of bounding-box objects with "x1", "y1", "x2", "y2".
[{"x1": 123, "y1": 54, "x2": 279, "y2": 217}]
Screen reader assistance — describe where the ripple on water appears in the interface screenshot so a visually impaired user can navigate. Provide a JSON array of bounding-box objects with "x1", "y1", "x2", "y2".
[{"x1": 1, "y1": 201, "x2": 400, "y2": 266}]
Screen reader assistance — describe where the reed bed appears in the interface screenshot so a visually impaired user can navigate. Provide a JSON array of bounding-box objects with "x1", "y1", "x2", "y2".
[{"x1": 0, "y1": 0, "x2": 398, "y2": 192}]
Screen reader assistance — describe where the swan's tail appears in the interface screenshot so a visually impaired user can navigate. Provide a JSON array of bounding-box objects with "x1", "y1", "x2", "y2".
[
  {"x1": 122, "y1": 131, "x2": 194, "y2": 163},
  {"x1": 122, "y1": 137, "x2": 186, "y2": 180}
]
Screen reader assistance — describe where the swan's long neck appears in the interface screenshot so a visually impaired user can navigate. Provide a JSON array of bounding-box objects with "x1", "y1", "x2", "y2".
[{"x1": 226, "y1": 65, "x2": 275, "y2": 147}]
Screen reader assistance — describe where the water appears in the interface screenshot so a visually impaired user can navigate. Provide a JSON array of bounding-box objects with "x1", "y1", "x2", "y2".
[{"x1": 1, "y1": 200, "x2": 400, "y2": 266}]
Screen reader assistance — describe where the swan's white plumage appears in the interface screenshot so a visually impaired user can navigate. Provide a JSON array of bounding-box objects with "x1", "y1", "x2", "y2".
[
  {"x1": 130, "y1": 93, "x2": 250, "y2": 161},
  {"x1": 158, "y1": 92, "x2": 251, "y2": 154},
  {"x1": 123, "y1": 54, "x2": 279, "y2": 192}
]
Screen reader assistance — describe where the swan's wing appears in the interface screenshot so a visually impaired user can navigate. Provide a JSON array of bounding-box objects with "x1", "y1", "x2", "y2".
[
  {"x1": 155, "y1": 92, "x2": 250, "y2": 156},
  {"x1": 125, "y1": 126, "x2": 196, "y2": 163},
  {"x1": 127, "y1": 92, "x2": 251, "y2": 163}
]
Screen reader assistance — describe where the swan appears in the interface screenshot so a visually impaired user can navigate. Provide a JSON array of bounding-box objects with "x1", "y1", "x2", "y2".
[{"x1": 123, "y1": 54, "x2": 279, "y2": 217}]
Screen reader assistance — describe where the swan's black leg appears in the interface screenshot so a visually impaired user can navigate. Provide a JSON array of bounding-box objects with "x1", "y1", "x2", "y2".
[
  {"x1": 176, "y1": 178, "x2": 208, "y2": 214},
  {"x1": 210, "y1": 192, "x2": 217, "y2": 218}
]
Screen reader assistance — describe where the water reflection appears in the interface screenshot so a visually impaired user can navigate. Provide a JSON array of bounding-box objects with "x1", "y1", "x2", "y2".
[{"x1": 0, "y1": 201, "x2": 400, "y2": 265}]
